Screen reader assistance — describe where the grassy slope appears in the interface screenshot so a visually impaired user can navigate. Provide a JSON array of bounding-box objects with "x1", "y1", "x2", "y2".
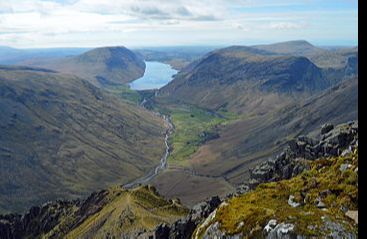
[
  {"x1": 195, "y1": 150, "x2": 358, "y2": 238},
  {"x1": 0, "y1": 66, "x2": 166, "y2": 213},
  {"x1": 104, "y1": 84, "x2": 142, "y2": 105},
  {"x1": 151, "y1": 101, "x2": 238, "y2": 167}
]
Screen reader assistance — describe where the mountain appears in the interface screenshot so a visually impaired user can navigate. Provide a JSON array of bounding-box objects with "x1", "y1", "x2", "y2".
[
  {"x1": 0, "y1": 66, "x2": 166, "y2": 213},
  {"x1": 253, "y1": 40, "x2": 358, "y2": 70},
  {"x1": 22, "y1": 46, "x2": 145, "y2": 86},
  {"x1": 253, "y1": 40, "x2": 326, "y2": 56},
  {"x1": 0, "y1": 185, "x2": 188, "y2": 239},
  {"x1": 158, "y1": 45, "x2": 332, "y2": 113}
]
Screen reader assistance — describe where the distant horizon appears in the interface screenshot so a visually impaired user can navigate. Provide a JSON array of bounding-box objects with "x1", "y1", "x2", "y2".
[
  {"x1": 0, "y1": 0, "x2": 357, "y2": 49},
  {"x1": 0, "y1": 39, "x2": 358, "y2": 50}
]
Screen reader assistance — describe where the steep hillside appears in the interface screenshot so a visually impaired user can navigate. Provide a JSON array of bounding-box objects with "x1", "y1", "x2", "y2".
[
  {"x1": 0, "y1": 66, "x2": 166, "y2": 213},
  {"x1": 23, "y1": 46, "x2": 145, "y2": 86},
  {"x1": 0, "y1": 185, "x2": 188, "y2": 239}
]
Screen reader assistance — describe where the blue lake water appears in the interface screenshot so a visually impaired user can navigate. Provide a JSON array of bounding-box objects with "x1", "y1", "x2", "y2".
[{"x1": 129, "y1": 61, "x2": 178, "y2": 90}]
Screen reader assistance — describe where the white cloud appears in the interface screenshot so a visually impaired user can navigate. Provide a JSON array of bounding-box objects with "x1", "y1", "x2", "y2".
[
  {"x1": 0, "y1": 0, "x2": 358, "y2": 47},
  {"x1": 267, "y1": 21, "x2": 307, "y2": 30}
]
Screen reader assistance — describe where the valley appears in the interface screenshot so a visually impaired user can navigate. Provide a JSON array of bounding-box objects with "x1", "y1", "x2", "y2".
[{"x1": 0, "y1": 40, "x2": 358, "y2": 238}]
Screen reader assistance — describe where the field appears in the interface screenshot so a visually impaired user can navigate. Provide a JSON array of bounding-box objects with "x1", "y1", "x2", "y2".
[
  {"x1": 105, "y1": 84, "x2": 142, "y2": 105},
  {"x1": 152, "y1": 101, "x2": 238, "y2": 167}
]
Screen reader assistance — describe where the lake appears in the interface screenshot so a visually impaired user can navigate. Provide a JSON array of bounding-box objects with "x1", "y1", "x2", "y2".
[{"x1": 129, "y1": 61, "x2": 177, "y2": 90}]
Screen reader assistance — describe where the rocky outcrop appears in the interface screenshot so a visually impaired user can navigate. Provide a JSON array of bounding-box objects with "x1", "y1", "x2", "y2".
[
  {"x1": 0, "y1": 201, "x2": 75, "y2": 239},
  {"x1": 152, "y1": 196, "x2": 222, "y2": 239},
  {"x1": 248, "y1": 121, "x2": 358, "y2": 188},
  {"x1": 263, "y1": 220, "x2": 298, "y2": 239},
  {"x1": 0, "y1": 190, "x2": 110, "y2": 239},
  {"x1": 195, "y1": 146, "x2": 358, "y2": 239}
]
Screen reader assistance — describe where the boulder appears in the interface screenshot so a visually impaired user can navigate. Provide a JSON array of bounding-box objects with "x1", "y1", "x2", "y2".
[{"x1": 321, "y1": 124, "x2": 334, "y2": 135}]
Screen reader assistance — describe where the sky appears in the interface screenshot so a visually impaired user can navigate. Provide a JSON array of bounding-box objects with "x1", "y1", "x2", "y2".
[{"x1": 0, "y1": 0, "x2": 358, "y2": 48}]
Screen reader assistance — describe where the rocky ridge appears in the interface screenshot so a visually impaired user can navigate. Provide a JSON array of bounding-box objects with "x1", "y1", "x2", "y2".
[{"x1": 0, "y1": 185, "x2": 188, "y2": 239}]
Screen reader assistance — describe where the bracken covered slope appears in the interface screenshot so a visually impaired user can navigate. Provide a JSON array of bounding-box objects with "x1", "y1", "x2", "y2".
[{"x1": 0, "y1": 66, "x2": 165, "y2": 213}]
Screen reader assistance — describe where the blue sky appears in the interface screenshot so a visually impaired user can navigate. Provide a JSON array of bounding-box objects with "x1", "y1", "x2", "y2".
[{"x1": 0, "y1": 0, "x2": 358, "y2": 48}]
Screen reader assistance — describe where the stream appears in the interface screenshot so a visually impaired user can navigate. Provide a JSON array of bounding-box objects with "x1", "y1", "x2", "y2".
[{"x1": 123, "y1": 112, "x2": 173, "y2": 189}]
